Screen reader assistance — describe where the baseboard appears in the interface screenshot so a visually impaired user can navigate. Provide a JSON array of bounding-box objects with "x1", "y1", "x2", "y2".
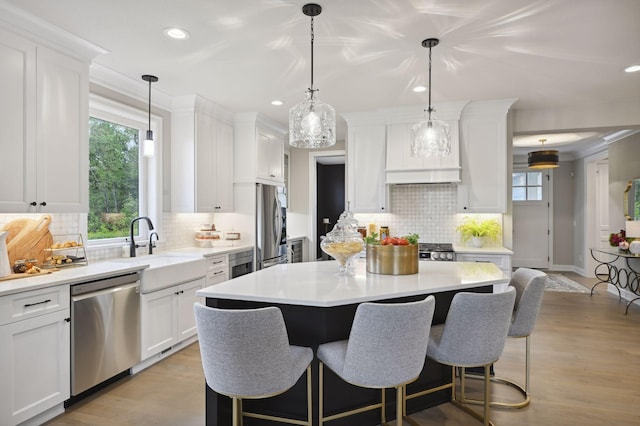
[
  {"x1": 549, "y1": 264, "x2": 587, "y2": 276},
  {"x1": 18, "y1": 403, "x2": 65, "y2": 426},
  {"x1": 131, "y1": 335, "x2": 199, "y2": 375}
]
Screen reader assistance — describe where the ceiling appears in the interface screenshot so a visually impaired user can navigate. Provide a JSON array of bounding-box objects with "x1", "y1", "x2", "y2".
[{"x1": 5, "y1": 0, "x2": 640, "y2": 157}]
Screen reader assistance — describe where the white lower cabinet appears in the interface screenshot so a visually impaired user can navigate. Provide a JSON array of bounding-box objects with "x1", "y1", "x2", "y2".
[
  {"x1": 457, "y1": 253, "x2": 512, "y2": 292},
  {"x1": 205, "y1": 254, "x2": 229, "y2": 286},
  {"x1": 0, "y1": 288, "x2": 70, "y2": 426},
  {"x1": 140, "y1": 278, "x2": 205, "y2": 360}
]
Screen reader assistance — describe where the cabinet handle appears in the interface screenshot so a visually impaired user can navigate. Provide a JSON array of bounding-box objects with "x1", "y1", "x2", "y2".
[
  {"x1": 30, "y1": 201, "x2": 37, "y2": 206},
  {"x1": 211, "y1": 260, "x2": 223, "y2": 265},
  {"x1": 40, "y1": 201, "x2": 47, "y2": 207},
  {"x1": 213, "y1": 271, "x2": 224, "y2": 276},
  {"x1": 65, "y1": 318, "x2": 71, "y2": 322},
  {"x1": 270, "y1": 174, "x2": 275, "y2": 178},
  {"x1": 463, "y1": 206, "x2": 468, "y2": 210},
  {"x1": 24, "y1": 299, "x2": 51, "y2": 307}
]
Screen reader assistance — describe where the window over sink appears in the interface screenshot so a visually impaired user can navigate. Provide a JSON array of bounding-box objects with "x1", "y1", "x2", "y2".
[{"x1": 88, "y1": 94, "x2": 161, "y2": 244}]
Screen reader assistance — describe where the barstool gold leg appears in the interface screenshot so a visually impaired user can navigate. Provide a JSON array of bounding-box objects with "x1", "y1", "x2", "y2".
[
  {"x1": 319, "y1": 362, "x2": 324, "y2": 426},
  {"x1": 396, "y1": 386, "x2": 403, "y2": 426},
  {"x1": 484, "y1": 364, "x2": 490, "y2": 426}
]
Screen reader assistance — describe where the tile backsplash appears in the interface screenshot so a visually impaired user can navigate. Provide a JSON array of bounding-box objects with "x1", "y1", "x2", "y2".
[
  {"x1": 354, "y1": 184, "x2": 459, "y2": 243},
  {"x1": 0, "y1": 184, "x2": 503, "y2": 262},
  {"x1": 0, "y1": 212, "x2": 216, "y2": 262}
]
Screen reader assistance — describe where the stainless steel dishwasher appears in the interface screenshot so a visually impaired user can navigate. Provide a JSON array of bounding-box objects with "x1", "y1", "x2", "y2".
[{"x1": 70, "y1": 272, "x2": 141, "y2": 396}]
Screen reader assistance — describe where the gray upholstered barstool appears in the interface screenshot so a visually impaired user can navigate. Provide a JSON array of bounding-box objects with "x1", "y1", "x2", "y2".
[
  {"x1": 406, "y1": 288, "x2": 516, "y2": 426},
  {"x1": 464, "y1": 268, "x2": 547, "y2": 409},
  {"x1": 194, "y1": 303, "x2": 313, "y2": 426},
  {"x1": 317, "y1": 296, "x2": 436, "y2": 426}
]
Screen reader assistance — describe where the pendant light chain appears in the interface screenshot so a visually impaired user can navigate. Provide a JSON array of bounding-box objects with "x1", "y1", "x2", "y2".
[
  {"x1": 427, "y1": 43, "x2": 433, "y2": 119},
  {"x1": 147, "y1": 79, "x2": 152, "y2": 132},
  {"x1": 309, "y1": 15, "x2": 315, "y2": 96}
]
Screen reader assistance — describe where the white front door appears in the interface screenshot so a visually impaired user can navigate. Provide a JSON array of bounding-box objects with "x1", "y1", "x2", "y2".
[{"x1": 512, "y1": 168, "x2": 551, "y2": 268}]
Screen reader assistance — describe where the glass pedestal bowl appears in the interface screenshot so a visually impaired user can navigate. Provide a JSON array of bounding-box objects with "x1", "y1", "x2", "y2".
[{"x1": 321, "y1": 239, "x2": 364, "y2": 276}]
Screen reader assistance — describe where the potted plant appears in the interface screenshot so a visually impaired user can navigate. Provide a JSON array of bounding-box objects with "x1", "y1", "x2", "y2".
[{"x1": 456, "y1": 217, "x2": 502, "y2": 247}]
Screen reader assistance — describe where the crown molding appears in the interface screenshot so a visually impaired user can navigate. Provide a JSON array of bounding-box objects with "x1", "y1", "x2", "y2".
[
  {"x1": 90, "y1": 63, "x2": 173, "y2": 111},
  {"x1": 0, "y1": 0, "x2": 108, "y2": 62}
]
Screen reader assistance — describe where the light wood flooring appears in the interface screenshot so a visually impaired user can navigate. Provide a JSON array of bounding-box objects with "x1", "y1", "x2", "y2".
[{"x1": 45, "y1": 272, "x2": 640, "y2": 425}]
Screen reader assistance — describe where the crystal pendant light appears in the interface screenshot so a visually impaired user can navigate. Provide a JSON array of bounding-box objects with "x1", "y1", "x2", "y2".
[
  {"x1": 528, "y1": 139, "x2": 559, "y2": 169},
  {"x1": 141, "y1": 74, "x2": 158, "y2": 157},
  {"x1": 289, "y1": 3, "x2": 336, "y2": 149},
  {"x1": 411, "y1": 38, "x2": 450, "y2": 157}
]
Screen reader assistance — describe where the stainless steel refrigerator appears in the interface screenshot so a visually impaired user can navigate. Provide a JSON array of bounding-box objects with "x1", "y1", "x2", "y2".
[{"x1": 256, "y1": 183, "x2": 287, "y2": 269}]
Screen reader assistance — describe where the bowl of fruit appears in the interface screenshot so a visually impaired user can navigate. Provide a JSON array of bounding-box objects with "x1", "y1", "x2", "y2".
[{"x1": 365, "y1": 233, "x2": 419, "y2": 275}]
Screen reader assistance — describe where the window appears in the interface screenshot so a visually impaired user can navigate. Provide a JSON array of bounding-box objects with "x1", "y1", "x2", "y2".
[
  {"x1": 88, "y1": 94, "x2": 160, "y2": 244},
  {"x1": 88, "y1": 117, "x2": 140, "y2": 240},
  {"x1": 512, "y1": 171, "x2": 543, "y2": 201}
]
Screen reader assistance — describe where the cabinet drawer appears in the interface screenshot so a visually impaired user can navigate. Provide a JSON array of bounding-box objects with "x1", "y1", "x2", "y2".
[
  {"x1": 206, "y1": 269, "x2": 228, "y2": 285},
  {"x1": 0, "y1": 285, "x2": 70, "y2": 326},
  {"x1": 459, "y1": 254, "x2": 508, "y2": 269},
  {"x1": 206, "y1": 255, "x2": 228, "y2": 272}
]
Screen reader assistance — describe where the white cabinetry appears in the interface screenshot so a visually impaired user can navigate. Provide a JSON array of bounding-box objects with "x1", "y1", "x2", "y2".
[
  {"x1": 457, "y1": 251, "x2": 512, "y2": 292},
  {"x1": 0, "y1": 28, "x2": 89, "y2": 213},
  {"x1": 171, "y1": 95, "x2": 234, "y2": 212},
  {"x1": 343, "y1": 112, "x2": 387, "y2": 213},
  {"x1": 457, "y1": 99, "x2": 517, "y2": 213},
  {"x1": 234, "y1": 112, "x2": 286, "y2": 185},
  {"x1": 384, "y1": 102, "x2": 467, "y2": 184},
  {"x1": 205, "y1": 254, "x2": 229, "y2": 286},
  {"x1": 0, "y1": 285, "x2": 70, "y2": 426},
  {"x1": 140, "y1": 277, "x2": 205, "y2": 360}
]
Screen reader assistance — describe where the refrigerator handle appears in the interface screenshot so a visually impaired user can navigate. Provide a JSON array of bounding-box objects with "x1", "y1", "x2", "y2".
[{"x1": 273, "y1": 198, "x2": 279, "y2": 245}]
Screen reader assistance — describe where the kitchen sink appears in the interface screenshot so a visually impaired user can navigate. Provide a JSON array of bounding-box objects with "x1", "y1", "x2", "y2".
[{"x1": 108, "y1": 254, "x2": 206, "y2": 293}]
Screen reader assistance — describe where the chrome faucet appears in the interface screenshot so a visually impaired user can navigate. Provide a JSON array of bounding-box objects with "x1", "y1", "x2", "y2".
[
  {"x1": 149, "y1": 231, "x2": 159, "y2": 254},
  {"x1": 130, "y1": 216, "x2": 155, "y2": 257}
]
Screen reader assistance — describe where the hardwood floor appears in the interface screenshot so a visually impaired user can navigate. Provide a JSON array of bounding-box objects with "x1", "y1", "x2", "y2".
[{"x1": 46, "y1": 273, "x2": 640, "y2": 425}]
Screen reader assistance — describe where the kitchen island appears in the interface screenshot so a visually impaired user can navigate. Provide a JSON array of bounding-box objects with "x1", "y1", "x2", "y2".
[{"x1": 197, "y1": 259, "x2": 509, "y2": 426}]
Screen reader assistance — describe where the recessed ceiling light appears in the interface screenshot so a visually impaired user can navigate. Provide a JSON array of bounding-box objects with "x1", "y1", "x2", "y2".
[
  {"x1": 625, "y1": 65, "x2": 640, "y2": 73},
  {"x1": 271, "y1": 100, "x2": 284, "y2": 106},
  {"x1": 413, "y1": 86, "x2": 427, "y2": 93},
  {"x1": 163, "y1": 27, "x2": 190, "y2": 40}
]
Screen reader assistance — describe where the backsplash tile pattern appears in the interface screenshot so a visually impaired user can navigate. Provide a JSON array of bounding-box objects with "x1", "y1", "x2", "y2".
[
  {"x1": 0, "y1": 212, "x2": 215, "y2": 263},
  {"x1": 354, "y1": 184, "x2": 458, "y2": 243}
]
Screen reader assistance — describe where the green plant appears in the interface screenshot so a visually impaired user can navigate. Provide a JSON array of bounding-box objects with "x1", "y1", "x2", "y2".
[{"x1": 456, "y1": 217, "x2": 502, "y2": 243}]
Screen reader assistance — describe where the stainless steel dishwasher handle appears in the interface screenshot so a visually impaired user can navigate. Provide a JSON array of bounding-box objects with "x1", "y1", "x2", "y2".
[{"x1": 72, "y1": 282, "x2": 139, "y2": 302}]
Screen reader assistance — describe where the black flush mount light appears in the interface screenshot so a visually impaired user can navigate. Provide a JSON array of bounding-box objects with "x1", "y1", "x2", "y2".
[
  {"x1": 528, "y1": 139, "x2": 559, "y2": 169},
  {"x1": 142, "y1": 74, "x2": 158, "y2": 158}
]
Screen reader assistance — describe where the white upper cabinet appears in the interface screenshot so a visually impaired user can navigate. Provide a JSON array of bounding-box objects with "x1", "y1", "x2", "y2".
[
  {"x1": 171, "y1": 95, "x2": 234, "y2": 213},
  {"x1": 234, "y1": 112, "x2": 286, "y2": 185},
  {"x1": 384, "y1": 102, "x2": 468, "y2": 184},
  {"x1": 457, "y1": 99, "x2": 517, "y2": 213},
  {"x1": 0, "y1": 28, "x2": 89, "y2": 213},
  {"x1": 343, "y1": 112, "x2": 387, "y2": 213}
]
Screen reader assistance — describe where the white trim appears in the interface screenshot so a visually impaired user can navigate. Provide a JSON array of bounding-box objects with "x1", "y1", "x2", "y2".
[
  {"x1": 90, "y1": 63, "x2": 173, "y2": 111},
  {"x1": 308, "y1": 150, "x2": 346, "y2": 261}
]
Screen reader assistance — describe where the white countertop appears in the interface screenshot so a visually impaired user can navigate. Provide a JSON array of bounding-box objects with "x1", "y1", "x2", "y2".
[
  {"x1": 453, "y1": 245, "x2": 514, "y2": 255},
  {"x1": 0, "y1": 261, "x2": 145, "y2": 297},
  {"x1": 169, "y1": 243, "x2": 254, "y2": 257},
  {"x1": 0, "y1": 244, "x2": 254, "y2": 297},
  {"x1": 197, "y1": 259, "x2": 508, "y2": 307}
]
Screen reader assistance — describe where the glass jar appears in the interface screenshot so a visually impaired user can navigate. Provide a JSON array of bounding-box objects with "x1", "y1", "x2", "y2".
[{"x1": 320, "y1": 210, "x2": 364, "y2": 276}]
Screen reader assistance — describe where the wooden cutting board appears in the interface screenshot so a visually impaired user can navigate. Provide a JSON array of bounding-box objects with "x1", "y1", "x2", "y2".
[{"x1": 2, "y1": 215, "x2": 53, "y2": 266}]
